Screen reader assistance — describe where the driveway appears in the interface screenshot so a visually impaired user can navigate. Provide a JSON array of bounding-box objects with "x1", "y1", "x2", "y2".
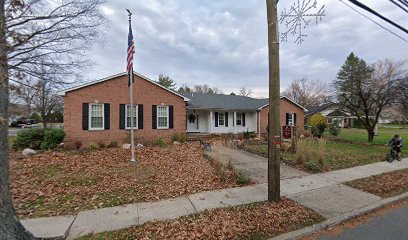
[{"x1": 206, "y1": 146, "x2": 309, "y2": 183}]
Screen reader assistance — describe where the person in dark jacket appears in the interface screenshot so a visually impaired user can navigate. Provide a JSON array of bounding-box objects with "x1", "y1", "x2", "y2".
[{"x1": 388, "y1": 134, "x2": 403, "y2": 160}]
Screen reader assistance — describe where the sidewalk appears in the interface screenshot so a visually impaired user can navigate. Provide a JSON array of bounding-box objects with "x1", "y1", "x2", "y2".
[{"x1": 21, "y1": 150, "x2": 408, "y2": 239}]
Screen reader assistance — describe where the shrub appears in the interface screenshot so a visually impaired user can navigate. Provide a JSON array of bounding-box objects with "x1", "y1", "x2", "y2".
[
  {"x1": 74, "y1": 141, "x2": 83, "y2": 149},
  {"x1": 89, "y1": 143, "x2": 98, "y2": 151},
  {"x1": 243, "y1": 130, "x2": 256, "y2": 139},
  {"x1": 97, "y1": 141, "x2": 106, "y2": 148},
  {"x1": 328, "y1": 120, "x2": 341, "y2": 136},
  {"x1": 304, "y1": 161, "x2": 322, "y2": 173},
  {"x1": 317, "y1": 139, "x2": 328, "y2": 171},
  {"x1": 13, "y1": 128, "x2": 45, "y2": 150},
  {"x1": 107, "y1": 141, "x2": 118, "y2": 148},
  {"x1": 152, "y1": 138, "x2": 166, "y2": 147},
  {"x1": 309, "y1": 114, "x2": 327, "y2": 138},
  {"x1": 171, "y1": 133, "x2": 187, "y2": 143},
  {"x1": 295, "y1": 139, "x2": 312, "y2": 165},
  {"x1": 30, "y1": 113, "x2": 41, "y2": 121},
  {"x1": 40, "y1": 129, "x2": 66, "y2": 150},
  {"x1": 354, "y1": 118, "x2": 375, "y2": 129},
  {"x1": 236, "y1": 173, "x2": 250, "y2": 185}
]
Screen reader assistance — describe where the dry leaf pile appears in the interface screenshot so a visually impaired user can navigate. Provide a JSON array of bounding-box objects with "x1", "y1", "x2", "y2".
[
  {"x1": 346, "y1": 168, "x2": 408, "y2": 198},
  {"x1": 81, "y1": 199, "x2": 324, "y2": 240},
  {"x1": 10, "y1": 143, "x2": 241, "y2": 218}
]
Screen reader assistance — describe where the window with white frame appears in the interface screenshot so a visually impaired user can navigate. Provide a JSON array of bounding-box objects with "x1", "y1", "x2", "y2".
[
  {"x1": 89, "y1": 103, "x2": 104, "y2": 130},
  {"x1": 125, "y1": 105, "x2": 138, "y2": 129},
  {"x1": 288, "y1": 113, "x2": 295, "y2": 126},
  {"x1": 218, "y1": 113, "x2": 225, "y2": 126},
  {"x1": 236, "y1": 113, "x2": 242, "y2": 125},
  {"x1": 157, "y1": 106, "x2": 169, "y2": 129}
]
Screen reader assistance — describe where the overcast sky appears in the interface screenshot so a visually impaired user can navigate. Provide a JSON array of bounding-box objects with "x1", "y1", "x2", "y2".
[{"x1": 84, "y1": 0, "x2": 408, "y2": 98}]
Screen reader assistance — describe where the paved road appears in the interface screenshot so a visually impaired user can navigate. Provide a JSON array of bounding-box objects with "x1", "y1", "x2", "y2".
[{"x1": 318, "y1": 201, "x2": 408, "y2": 240}]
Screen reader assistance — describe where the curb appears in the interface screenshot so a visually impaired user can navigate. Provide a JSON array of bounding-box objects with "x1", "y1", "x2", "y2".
[{"x1": 270, "y1": 192, "x2": 408, "y2": 240}]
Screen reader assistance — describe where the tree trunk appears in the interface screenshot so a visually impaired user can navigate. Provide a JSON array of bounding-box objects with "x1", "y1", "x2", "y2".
[
  {"x1": 367, "y1": 128, "x2": 375, "y2": 143},
  {"x1": 41, "y1": 111, "x2": 47, "y2": 129},
  {"x1": 0, "y1": 1, "x2": 35, "y2": 239}
]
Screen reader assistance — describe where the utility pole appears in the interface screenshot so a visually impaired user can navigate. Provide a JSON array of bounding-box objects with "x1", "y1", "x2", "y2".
[{"x1": 266, "y1": 0, "x2": 281, "y2": 202}]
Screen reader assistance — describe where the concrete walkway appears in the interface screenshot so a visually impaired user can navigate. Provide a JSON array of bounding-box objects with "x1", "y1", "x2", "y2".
[
  {"x1": 206, "y1": 146, "x2": 309, "y2": 182},
  {"x1": 21, "y1": 151, "x2": 408, "y2": 239}
]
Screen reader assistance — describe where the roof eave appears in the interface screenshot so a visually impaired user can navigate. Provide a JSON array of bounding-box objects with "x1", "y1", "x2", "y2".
[{"x1": 58, "y1": 72, "x2": 190, "y2": 102}]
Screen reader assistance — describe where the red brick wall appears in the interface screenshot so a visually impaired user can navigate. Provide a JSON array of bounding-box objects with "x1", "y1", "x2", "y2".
[
  {"x1": 63, "y1": 74, "x2": 186, "y2": 147},
  {"x1": 259, "y1": 98, "x2": 305, "y2": 135}
]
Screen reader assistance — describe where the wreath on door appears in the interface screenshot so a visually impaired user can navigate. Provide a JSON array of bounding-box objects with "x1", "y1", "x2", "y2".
[{"x1": 188, "y1": 114, "x2": 196, "y2": 123}]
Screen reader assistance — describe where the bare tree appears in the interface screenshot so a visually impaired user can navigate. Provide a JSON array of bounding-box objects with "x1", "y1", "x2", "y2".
[
  {"x1": 1, "y1": 0, "x2": 106, "y2": 238},
  {"x1": 193, "y1": 84, "x2": 223, "y2": 94},
  {"x1": 32, "y1": 79, "x2": 61, "y2": 128},
  {"x1": 9, "y1": 78, "x2": 36, "y2": 115},
  {"x1": 6, "y1": 0, "x2": 106, "y2": 83},
  {"x1": 282, "y1": 77, "x2": 329, "y2": 108},
  {"x1": 239, "y1": 86, "x2": 253, "y2": 97},
  {"x1": 178, "y1": 83, "x2": 192, "y2": 93}
]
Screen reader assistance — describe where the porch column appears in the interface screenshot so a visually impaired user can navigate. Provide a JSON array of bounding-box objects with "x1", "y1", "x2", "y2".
[
  {"x1": 234, "y1": 111, "x2": 237, "y2": 134},
  {"x1": 258, "y1": 111, "x2": 261, "y2": 138},
  {"x1": 209, "y1": 111, "x2": 213, "y2": 134}
]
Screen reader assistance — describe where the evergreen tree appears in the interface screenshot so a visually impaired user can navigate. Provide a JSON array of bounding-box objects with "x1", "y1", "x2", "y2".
[
  {"x1": 334, "y1": 53, "x2": 396, "y2": 143},
  {"x1": 157, "y1": 74, "x2": 176, "y2": 90}
]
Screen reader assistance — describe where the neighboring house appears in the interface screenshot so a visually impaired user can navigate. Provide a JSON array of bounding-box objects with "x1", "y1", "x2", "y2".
[
  {"x1": 59, "y1": 72, "x2": 189, "y2": 147},
  {"x1": 305, "y1": 103, "x2": 355, "y2": 128},
  {"x1": 59, "y1": 72, "x2": 307, "y2": 146},
  {"x1": 305, "y1": 103, "x2": 386, "y2": 128},
  {"x1": 181, "y1": 92, "x2": 307, "y2": 137}
]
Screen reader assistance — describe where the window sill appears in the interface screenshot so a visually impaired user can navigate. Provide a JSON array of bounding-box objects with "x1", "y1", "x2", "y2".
[{"x1": 88, "y1": 129, "x2": 105, "y2": 131}]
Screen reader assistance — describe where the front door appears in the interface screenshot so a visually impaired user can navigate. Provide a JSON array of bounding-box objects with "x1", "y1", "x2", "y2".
[{"x1": 187, "y1": 113, "x2": 199, "y2": 132}]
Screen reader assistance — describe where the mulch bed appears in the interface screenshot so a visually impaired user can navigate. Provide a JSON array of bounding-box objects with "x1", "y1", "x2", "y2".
[
  {"x1": 80, "y1": 198, "x2": 324, "y2": 240},
  {"x1": 345, "y1": 168, "x2": 408, "y2": 198},
  {"x1": 10, "y1": 143, "x2": 243, "y2": 218}
]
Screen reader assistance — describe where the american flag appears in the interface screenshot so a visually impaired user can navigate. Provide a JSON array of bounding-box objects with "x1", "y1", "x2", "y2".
[{"x1": 127, "y1": 23, "x2": 135, "y2": 80}]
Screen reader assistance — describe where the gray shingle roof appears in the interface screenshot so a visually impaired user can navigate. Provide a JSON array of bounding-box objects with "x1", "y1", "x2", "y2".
[{"x1": 179, "y1": 92, "x2": 269, "y2": 110}]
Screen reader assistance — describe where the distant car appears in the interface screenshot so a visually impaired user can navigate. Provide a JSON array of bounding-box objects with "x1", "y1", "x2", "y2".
[
  {"x1": 18, "y1": 119, "x2": 39, "y2": 128},
  {"x1": 304, "y1": 125, "x2": 312, "y2": 130}
]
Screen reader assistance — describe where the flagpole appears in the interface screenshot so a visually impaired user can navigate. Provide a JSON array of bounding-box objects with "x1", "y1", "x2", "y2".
[{"x1": 127, "y1": 9, "x2": 136, "y2": 163}]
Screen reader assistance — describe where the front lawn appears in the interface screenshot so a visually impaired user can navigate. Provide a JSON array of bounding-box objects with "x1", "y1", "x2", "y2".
[
  {"x1": 243, "y1": 140, "x2": 387, "y2": 173},
  {"x1": 339, "y1": 128, "x2": 408, "y2": 145},
  {"x1": 80, "y1": 199, "x2": 324, "y2": 240},
  {"x1": 345, "y1": 169, "x2": 408, "y2": 198},
  {"x1": 10, "y1": 143, "x2": 245, "y2": 218}
]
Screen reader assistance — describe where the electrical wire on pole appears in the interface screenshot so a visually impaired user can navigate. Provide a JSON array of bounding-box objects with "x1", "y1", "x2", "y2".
[
  {"x1": 389, "y1": 0, "x2": 408, "y2": 13},
  {"x1": 347, "y1": 0, "x2": 408, "y2": 35},
  {"x1": 339, "y1": 0, "x2": 408, "y2": 43}
]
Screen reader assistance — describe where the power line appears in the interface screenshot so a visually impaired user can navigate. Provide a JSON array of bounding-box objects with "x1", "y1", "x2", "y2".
[
  {"x1": 339, "y1": 0, "x2": 408, "y2": 43},
  {"x1": 347, "y1": 0, "x2": 408, "y2": 35},
  {"x1": 397, "y1": 0, "x2": 408, "y2": 8},
  {"x1": 389, "y1": 0, "x2": 408, "y2": 13}
]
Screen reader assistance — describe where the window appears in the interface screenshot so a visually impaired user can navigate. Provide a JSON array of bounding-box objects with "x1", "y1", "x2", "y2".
[
  {"x1": 218, "y1": 113, "x2": 225, "y2": 126},
  {"x1": 236, "y1": 113, "x2": 242, "y2": 125},
  {"x1": 157, "y1": 106, "x2": 169, "y2": 129},
  {"x1": 288, "y1": 113, "x2": 294, "y2": 126},
  {"x1": 89, "y1": 103, "x2": 104, "y2": 130},
  {"x1": 125, "y1": 105, "x2": 138, "y2": 129}
]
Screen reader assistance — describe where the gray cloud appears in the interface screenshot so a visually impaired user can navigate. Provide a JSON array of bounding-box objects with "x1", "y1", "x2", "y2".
[{"x1": 84, "y1": 0, "x2": 408, "y2": 98}]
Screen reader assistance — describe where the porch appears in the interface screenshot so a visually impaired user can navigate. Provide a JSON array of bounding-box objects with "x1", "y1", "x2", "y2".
[{"x1": 186, "y1": 109, "x2": 259, "y2": 135}]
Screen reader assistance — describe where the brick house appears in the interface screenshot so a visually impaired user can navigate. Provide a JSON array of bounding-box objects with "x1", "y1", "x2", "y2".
[{"x1": 59, "y1": 72, "x2": 307, "y2": 146}]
